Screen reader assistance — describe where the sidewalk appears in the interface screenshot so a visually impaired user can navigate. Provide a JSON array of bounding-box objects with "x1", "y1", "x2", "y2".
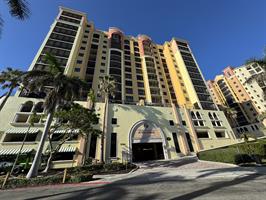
[{"x1": 93, "y1": 158, "x2": 266, "y2": 183}]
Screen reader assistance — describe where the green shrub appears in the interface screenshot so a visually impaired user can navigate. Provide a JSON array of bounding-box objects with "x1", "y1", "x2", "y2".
[
  {"x1": 69, "y1": 173, "x2": 92, "y2": 183},
  {"x1": 198, "y1": 140, "x2": 266, "y2": 164},
  {"x1": 0, "y1": 174, "x2": 66, "y2": 189}
]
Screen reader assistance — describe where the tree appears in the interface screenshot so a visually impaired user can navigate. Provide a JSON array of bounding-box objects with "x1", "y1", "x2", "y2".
[
  {"x1": 0, "y1": 67, "x2": 25, "y2": 111},
  {"x1": 10, "y1": 112, "x2": 40, "y2": 176},
  {"x1": 87, "y1": 89, "x2": 96, "y2": 110},
  {"x1": 98, "y1": 76, "x2": 116, "y2": 163},
  {"x1": 43, "y1": 103, "x2": 101, "y2": 173},
  {"x1": 1, "y1": 112, "x2": 39, "y2": 188},
  {"x1": 0, "y1": 0, "x2": 30, "y2": 35},
  {"x1": 23, "y1": 53, "x2": 89, "y2": 178}
]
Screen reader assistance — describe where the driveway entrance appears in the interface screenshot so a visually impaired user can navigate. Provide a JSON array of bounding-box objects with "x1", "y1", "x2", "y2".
[{"x1": 132, "y1": 142, "x2": 164, "y2": 162}]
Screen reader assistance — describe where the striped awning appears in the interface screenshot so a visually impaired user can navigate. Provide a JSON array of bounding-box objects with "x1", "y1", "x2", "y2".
[
  {"x1": 0, "y1": 148, "x2": 33, "y2": 155},
  {"x1": 5, "y1": 128, "x2": 40, "y2": 134},
  {"x1": 58, "y1": 146, "x2": 76, "y2": 153},
  {"x1": 53, "y1": 129, "x2": 80, "y2": 134}
]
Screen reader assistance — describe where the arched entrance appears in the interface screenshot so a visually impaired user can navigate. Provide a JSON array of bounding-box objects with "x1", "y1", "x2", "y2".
[{"x1": 129, "y1": 120, "x2": 168, "y2": 162}]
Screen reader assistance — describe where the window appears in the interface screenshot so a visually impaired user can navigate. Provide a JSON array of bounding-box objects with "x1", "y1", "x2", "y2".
[
  {"x1": 172, "y1": 132, "x2": 181, "y2": 153},
  {"x1": 100, "y1": 69, "x2": 105, "y2": 73},
  {"x1": 3, "y1": 133, "x2": 38, "y2": 142},
  {"x1": 125, "y1": 67, "x2": 132, "y2": 72},
  {"x1": 74, "y1": 67, "x2": 80, "y2": 72},
  {"x1": 110, "y1": 133, "x2": 117, "y2": 157},
  {"x1": 125, "y1": 80, "x2": 132, "y2": 86},
  {"x1": 126, "y1": 88, "x2": 133, "y2": 94},
  {"x1": 138, "y1": 89, "x2": 145, "y2": 95},
  {"x1": 137, "y1": 82, "x2": 144, "y2": 87},
  {"x1": 33, "y1": 102, "x2": 44, "y2": 113},
  {"x1": 20, "y1": 101, "x2": 33, "y2": 112},
  {"x1": 125, "y1": 73, "x2": 132, "y2": 79},
  {"x1": 215, "y1": 131, "x2": 227, "y2": 138},
  {"x1": 111, "y1": 118, "x2": 117, "y2": 124},
  {"x1": 196, "y1": 131, "x2": 209, "y2": 138},
  {"x1": 169, "y1": 120, "x2": 174, "y2": 126},
  {"x1": 93, "y1": 33, "x2": 100, "y2": 38},
  {"x1": 77, "y1": 60, "x2": 82, "y2": 64},
  {"x1": 126, "y1": 96, "x2": 134, "y2": 102}
]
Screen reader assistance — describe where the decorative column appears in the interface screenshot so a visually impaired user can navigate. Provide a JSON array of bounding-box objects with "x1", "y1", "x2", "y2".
[{"x1": 171, "y1": 103, "x2": 190, "y2": 155}]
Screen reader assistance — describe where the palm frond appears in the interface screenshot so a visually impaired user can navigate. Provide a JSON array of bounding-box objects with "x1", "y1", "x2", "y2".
[
  {"x1": 44, "y1": 53, "x2": 63, "y2": 75},
  {"x1": 6, "y1": 0, "x2": 30, "y2": 20}
]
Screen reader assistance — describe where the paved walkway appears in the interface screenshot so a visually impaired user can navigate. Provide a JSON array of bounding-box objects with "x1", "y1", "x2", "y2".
[
  {"x1": 1, "y1": 157, "x2": 266, "y2": 200},
  {"x1": 93, "y1": 156, "x2": 266, "y2": 182}
]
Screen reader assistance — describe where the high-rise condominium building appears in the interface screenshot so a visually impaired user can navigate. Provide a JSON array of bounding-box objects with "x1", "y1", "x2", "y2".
[
  {"x1": 207, "y1": 63, "x2": 266, "y2": 137},
  {"x1": 0, "y1": 7, "x2": 241, "y2": 167}
]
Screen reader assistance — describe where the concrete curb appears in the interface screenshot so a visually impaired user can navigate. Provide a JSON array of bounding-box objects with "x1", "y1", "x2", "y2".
[{"x1": 198, "y1": 159, "x2": 238, "y2": 167}]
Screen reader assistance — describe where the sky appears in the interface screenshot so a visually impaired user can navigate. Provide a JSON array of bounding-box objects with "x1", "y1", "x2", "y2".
[{"x1": 0, "y1": 0, "x2": 265, "y2": 94}]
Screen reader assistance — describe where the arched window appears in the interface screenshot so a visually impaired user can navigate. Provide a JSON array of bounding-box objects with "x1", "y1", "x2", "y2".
[
  {"x1": 213, "y1": 113, "x2": 218, "y2": 120},
  {"x1": 20, "y1": 101, "x2": 33, "y2": 112},
  {"x1": 111, "y1": 33, "x2": 122, "y2": 49},
  {"x1": 208, "y1": 112, "x2": 213, "y2": 120},
  {"x1": 190, "y1": 111, "x2": 196, "y2": 119},
  {"x1": 196, "y1": 111, "x2": 201, "y2": 119},
  {"x1": 33, "y1": 102, "x2": 44, "y2": 113},
  {"x1": 244, "y1": 127, "x2": 248, "y2": 132}
]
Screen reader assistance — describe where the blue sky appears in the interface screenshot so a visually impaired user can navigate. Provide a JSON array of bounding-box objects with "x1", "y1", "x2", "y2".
[{"x1": 0, "y1": 0, "x2": 265, "y2": 88}]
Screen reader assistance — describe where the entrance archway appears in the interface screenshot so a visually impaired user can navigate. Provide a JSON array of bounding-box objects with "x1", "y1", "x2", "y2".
[{"x1": 128, "y1": 120, "x2": 168, "y2": 162}]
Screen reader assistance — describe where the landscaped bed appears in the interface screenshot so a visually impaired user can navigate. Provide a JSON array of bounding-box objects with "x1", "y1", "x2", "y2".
[
  {"x1": 0, "y1": 163, "x2": 137, "y2": 189},
  {"x1": 197, "y1": 138, "x2": 266, "y2": 165}
]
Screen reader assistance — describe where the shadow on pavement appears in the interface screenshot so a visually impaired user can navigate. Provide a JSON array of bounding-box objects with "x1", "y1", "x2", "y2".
[
  {"x1": 169, "y1": 174, "x2": 262, "y2": 200},
  {"x1": 18, "y1": 162, "x2": 266, "y2": 200},
  {"x1": 136, "y1": 156, "x2": 198, "y2": 169}
]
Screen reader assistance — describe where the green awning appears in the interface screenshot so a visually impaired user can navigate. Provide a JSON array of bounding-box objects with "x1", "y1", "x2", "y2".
[
  {"x1": 5, "y1": 128, "x2": 40, "y2": 134},
  {"x1": 0, "y1": 148, "x2": 33, "y2": 155},
  {"x1": 53, "y1": 129, "x2": 79, "y2": 134},
  {"x1": 59, "y1": 146, "x2": 76, "y2": 153}
]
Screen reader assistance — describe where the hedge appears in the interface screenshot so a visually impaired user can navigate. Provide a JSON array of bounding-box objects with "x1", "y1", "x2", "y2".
[
  {"x1": 198, "y1": 141, "x2": 266, "y2": 164},
  {"x1": 0, "y1": 173, "x2": 93, "y2": 190}
]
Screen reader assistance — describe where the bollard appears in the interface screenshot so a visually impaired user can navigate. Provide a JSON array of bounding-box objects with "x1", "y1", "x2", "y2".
[
  {"x1": 2, "y1": 171, "x2": 10, "y2": 189},
  {"x1": 62, "y1": 168, "x2": 67, "y2": 184}
]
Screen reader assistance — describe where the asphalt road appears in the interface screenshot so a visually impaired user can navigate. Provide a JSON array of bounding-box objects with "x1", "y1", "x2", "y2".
[{"x1": 1, "y1": 158, "x2": 266, "y2": 200}]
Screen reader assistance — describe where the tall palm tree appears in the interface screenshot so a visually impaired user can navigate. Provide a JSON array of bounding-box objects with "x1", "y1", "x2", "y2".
[
  {"x1": 98, "y1": 76, "x2": 116, "y2": 163},
  {"x1": 23, "y1": 53, "x2": 88, "y2": 178},
  {"x1": 0, "y1": 0, "x2": 30, "y2": 35},
  {"x1": 0, "y1": 67, "x2": 24, "y2": 111}
]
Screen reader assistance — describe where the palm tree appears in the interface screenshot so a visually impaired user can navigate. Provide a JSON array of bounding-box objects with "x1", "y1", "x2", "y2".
[
  {"x1": 9, "y1": 112, "x2": 38, "y2": 176},
  {"x1": 98, "y1": 76, "x2": 116, "y2": 163},
  {"x1": 0, "y1": 67, "x2": 24, "y2": 111},
  {"x1": 23, "y1": 53, "x2": 89, "y2": 178},
  {"x1": 0, "y1": 0, "x2": 30, "y2": 35},
  {"x1": 87, "y1": 89, "x2": 96, "y2": 110}
]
